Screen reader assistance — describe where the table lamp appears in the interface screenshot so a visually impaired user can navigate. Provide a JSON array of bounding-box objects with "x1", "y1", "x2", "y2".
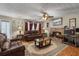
[{"x1": 18, "y1": 26, "x2": 22, "y2": 35}]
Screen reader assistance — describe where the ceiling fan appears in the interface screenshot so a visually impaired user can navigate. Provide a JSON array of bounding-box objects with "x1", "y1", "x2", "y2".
[{"x1": 41, "y1": 11, "x2": 54, "y2": 20}]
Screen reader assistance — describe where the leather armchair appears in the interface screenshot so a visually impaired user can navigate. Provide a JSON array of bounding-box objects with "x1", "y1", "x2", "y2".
[{"x1": 0, "y1": 33, "x2": 25, "y2": 56}]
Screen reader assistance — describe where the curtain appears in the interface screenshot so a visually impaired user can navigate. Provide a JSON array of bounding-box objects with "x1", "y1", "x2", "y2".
[
  {"x1": 27, "y1": 22, "x2": 30, "y2": 31},
  {"x1": 30, "y1": 22, "x2": 33, "y2": 31},
  {"x1": 36, "y1": 23, "x2": 39, "y2": 30},
  {"x1": 32, "y1": 22, "x2": 35, "y2": 31},
  {"x1": 34, "y1": 23, "x2": 37, "y2": 30},
  {"x1": 25, "y1": 21, "x2": 41, "y2": 32},
  {"x1": 25, "y1": 22, "x2": 28, "y2": 31},
  {"x1": 39, "y1": 23, "x2": 41, "y2": 33}
]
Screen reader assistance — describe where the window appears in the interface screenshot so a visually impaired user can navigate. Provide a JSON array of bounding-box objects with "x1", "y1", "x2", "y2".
[{"x1": 1, "y1": 21, "x2": 11, "y2": 39}]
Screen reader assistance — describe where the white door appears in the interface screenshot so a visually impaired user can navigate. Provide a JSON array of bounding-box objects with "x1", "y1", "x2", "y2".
[{"x1": 1, "y1": 21, "x2": 11, "y2": 39}]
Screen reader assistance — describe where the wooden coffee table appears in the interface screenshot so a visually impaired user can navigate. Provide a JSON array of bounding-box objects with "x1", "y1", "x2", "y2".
[{"x1": 35, "y1": 37, "x2": 52, "y2": 48}]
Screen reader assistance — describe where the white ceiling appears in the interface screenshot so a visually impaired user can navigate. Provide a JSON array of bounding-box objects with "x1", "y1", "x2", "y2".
[{"x1": 0, "y1": 3, "x2": 79, "y2": 20}]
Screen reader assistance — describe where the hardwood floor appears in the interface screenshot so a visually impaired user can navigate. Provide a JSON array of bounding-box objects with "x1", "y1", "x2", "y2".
[{"x1": 57, "y1": 45, "x2": 79, "y2": 56}]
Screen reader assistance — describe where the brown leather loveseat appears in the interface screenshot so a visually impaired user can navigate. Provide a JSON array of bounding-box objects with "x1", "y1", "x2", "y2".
[{"x1": 24, "y1": 31, "x2": 42, "y2": 41}]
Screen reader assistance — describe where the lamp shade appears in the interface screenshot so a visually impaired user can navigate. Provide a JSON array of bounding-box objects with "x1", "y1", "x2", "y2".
[{"x1": 18, "y1": 26, "x2": 22, "y2": 30}]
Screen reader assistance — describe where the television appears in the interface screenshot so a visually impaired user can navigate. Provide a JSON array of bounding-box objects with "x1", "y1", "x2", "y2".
[{"x1": 76, "y1": 28, "x2": 79, "y2": 32}]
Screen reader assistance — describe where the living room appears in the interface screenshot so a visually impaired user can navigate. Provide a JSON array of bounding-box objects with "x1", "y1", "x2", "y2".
[{"x1": 0, "y1": 3, "x2": 79, "y2": 56}]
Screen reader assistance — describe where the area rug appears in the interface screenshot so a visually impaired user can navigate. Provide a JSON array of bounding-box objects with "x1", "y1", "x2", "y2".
[
  {"x1": 24, "y1": 40, "x2": 67, "y2": 56},
  {"x1": 27, "y1": 41, "x2": 57, "y2": 56}
]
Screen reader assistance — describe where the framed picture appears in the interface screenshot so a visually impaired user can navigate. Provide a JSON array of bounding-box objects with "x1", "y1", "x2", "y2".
[
  {"x1": 53, "y1": 17, "x2": 63, "y2": 26},
  {"x1": 69, "y1": 18, "x2": 76, "y2": 29}
]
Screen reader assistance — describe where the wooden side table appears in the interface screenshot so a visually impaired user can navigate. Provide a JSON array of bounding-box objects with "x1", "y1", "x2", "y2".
[
  {"x1": 16, "y1": 34, "x2": 24, "y2": 40},
  {"x1": 10, "y1": 34, "x2": 24, "y2": 44}
]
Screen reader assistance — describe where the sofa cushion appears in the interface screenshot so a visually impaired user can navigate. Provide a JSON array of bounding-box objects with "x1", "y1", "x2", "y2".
[
  {"x1": 11, "y1": 41, "x2": 19, "y2": 47},
  {"x1": 2, "y1": 41, "x2": 10, "y2": 51},
  {"x1": 0, "y1": 37, "x2": 4, "y2": 48}
]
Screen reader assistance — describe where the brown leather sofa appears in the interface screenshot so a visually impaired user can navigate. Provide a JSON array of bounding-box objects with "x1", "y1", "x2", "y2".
[
  {"x1": 0, "y1": 45, "x2": 25, "y2": 56},
  {"x1": 0, "y1": 33, "x2": 25, "y2": 56},
  {"x1": 24, "y1": 31, "x2": 42, "y2": 41}
]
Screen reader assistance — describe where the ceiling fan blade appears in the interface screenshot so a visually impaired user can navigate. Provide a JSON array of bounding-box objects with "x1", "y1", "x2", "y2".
[
  {"x1": 48, "y1": 16, "x2": 54, "y2": 18},
  {"x1": 39, "y1": 10, "x2": 54, "y2": 21}
]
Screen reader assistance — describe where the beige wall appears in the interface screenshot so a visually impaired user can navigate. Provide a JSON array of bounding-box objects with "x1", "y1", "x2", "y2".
[
  {"x1": 0, "y1": 15, "x2": 25, "y2": 38},
  {"x1": 1, "y1": 14, "x2": 79, "y2": 38},
  {"x1": 0, "y1": 15, "x2": 43, "y2": 38},
  {"x1": 11, "y1": 18, "x2": 25, "y2": 38},
  {"x1": 63, "y1": 14, "x2": 79, "y2": 28},
  {"x1": 49, "y1": 14, "x2": 79, "y2": 29}
]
